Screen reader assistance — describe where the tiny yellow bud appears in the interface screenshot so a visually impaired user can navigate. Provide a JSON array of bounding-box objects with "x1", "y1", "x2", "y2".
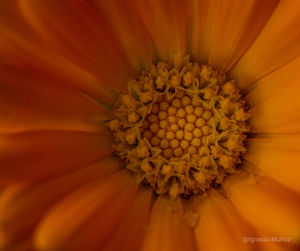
[
  {"x1": 159, "y1": 120, "x2": 169, "y2": 129},
  {"x1": 185, "y1": 123, "x2": 195, "y2": 132},
  {"x1": 219, "y1": 117, "x2": 231, "y2": 130},
  {"x1": 155, "y1": 76, "x2": 166, "y2": 90},
  {"x1": 137, "y1": 145, "x2": 150, "y2": 158},
  {"x1": 158, "y1": 111, "x2": 168, "y2": 120},
  {"x1": 203, "y1": 88, "x2": 215, "y2": 100},
  {"x1": 161, "y1": 165, "x2": 172, "y2": 175},
  {"x1": 128, "y1": 112, "x2": 140, "y2": 123},
  {"x1": 223, "y1": 81, "x2": 236, "y2": 95},
  {"x1": 141, "y1": 162, "x2": 152, "y2": 172},
  {"x1": 184, "y1": 131, "x2": 193, "y2": 141},
  {"x1": 192, "y1": 128, "x2": 202, "y2": 137},
  {"x1": 172, "y1": 98, "x2": 182, "y2": 108},
  {"x1": 183, "y1": 72, "x2": 193, "y2": 87},
  {"x1": 187, "y1": 114, "x2": 196, "y2": 123},
  {"x1": 167, "y1": 116, "x2": 176, "y2": 123},
  {"x1": 187, "y1": 146, "x2": 197, "y2": 155},
  {"x1": 191, "y1": 138, "x2": 201, "y2": 147},
  {"x1": 159, "y1": 101, "x2": 169, "y2": 111},
  {"x1": 185, "y1": 105, "x2": 194, "y2": 114},
  {"x1": 151, "y1": 136, "x2": 160, "y2": 146},
  {"x1": 176, "y1": 130, "x2": 184, "y2": 140},
  {"x1": 195, "y1": 118, "x2": 205, "y2": 127},
  {"x1": 219, "y1": 154, "x2": 235, "y2": 169},
  {"x1": 194, "y1": 171, "x2": 205, "y2": 184},
  {"x1": 126, "y1": 132, "x2": 137, "y2": 145},
  {"x1": 163, "y1": 148, "x2": 172, "y2": 159},
  {"x1": 173, "y1": 147, "x2": 183, "y2": 157},
  {"x1": 168, "y1": 106, "x2": 177, "y2": 115},
  {"x1": 177, "y1": 108, "x2": 186, "y2": 118},
  {"x1": 177, "y1": 161, "x2": 186, "y2": 173},
  {"x1": 157, "y1": 129, "x2": 166, "y2": 139},
  {"x1": 202, "y1": 125, "x2": 212, "y2": 136},
  {"x1": 121, "y1": 94, "x2": 137, "y2": 108},
  {"x1": 199, "y1": 156, "x2": 211, "y2": 168},
  {"x1": 170, "y1": 75, "x2": 180, "y2": 86},
  {"x1": 160, "y1": 139, "x2": 170, "y2": 149},
  {"x1": 180, "y1": 140, "x2": 189, "y2": 150},
  {"x1": 235, "y1": 108, "x2": 248, "y2": 121},
  {"x1": 140, "y1": 91, "x2": 153, "y2": 103},
  {"x1": 202, "y1": 110, "x2": 212, "y2": 121},
  {"x1": 148, "y1": 114, "x2": 158, "y2": 123},
  {"x1": 170, "y1": 123, "x2": 179, "y2": 132},
  {"x1": 149, "y1": 123, "x2": 159, "y2": 133},
  {"x1": 178, "y1": 118, "x2": 186, "y2": 128},
  {"x1": 182, "y1": 96, "x2": 191, "y2": 106},
  {"x1": 108, "y1": 119, "x2": 120, "y2": 131},
  {"x1": 143, "y1": 130, "x2": 153, "y2": 140},
  {"x1": 166, "y1": 131, "x2": 175, "y2": 140},
  {"x1": 194, "y1": 107, "x2": 203, "y2": 117},
  {"x1": 170, "y1": 139, "x2": 180, "y2": 149}
]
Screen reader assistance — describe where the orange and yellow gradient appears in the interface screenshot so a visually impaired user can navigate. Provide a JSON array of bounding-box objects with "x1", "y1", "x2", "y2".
[{"x1": 0, "y1": 0, "x2": 300, "y2": 251}]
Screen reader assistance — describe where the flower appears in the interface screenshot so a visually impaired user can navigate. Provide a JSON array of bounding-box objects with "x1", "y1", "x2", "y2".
[{"x1": 0, "y1": 0, "x2": 299, "y2": 251}]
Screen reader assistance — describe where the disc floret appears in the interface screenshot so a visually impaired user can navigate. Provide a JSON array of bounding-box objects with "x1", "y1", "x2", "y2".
[{"x1": 108, "y1": 54, "x2": 250, "y2": 198}]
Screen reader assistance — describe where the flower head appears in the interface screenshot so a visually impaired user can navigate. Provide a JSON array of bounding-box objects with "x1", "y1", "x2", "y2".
[{"x1": 0, "y1": 0, "x2": 300, "y2": 251}]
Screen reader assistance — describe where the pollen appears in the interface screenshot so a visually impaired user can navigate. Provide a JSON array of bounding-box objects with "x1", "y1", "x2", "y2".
[{"x1": 108, "y1": 53, "x2": 250, "y2": 197}]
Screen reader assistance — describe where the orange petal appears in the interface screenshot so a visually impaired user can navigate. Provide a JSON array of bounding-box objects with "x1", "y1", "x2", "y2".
[
  {"x1": 102, "y1": 186, "x2": 153, "y2": 251},
  {"x1": 132, "y1": 0, "x2": 189, "y2": 60},
  {"x1": 194, "y1": 190, "x2": 255, "y2": 251},
  {"x1": 0, "y1": 155, "x2": 119, "y2": 249},
  {"x1": 231, "y1": 0, "x2": 300, "y2": 89},
  {"x1": 223, "y1": 173, "x2": 300, "y2": 242},
  {"x1": 245, "y1": 135, "x2": 300, "y2": 193},
  {"x1": 92, "y1": 0, "x2": 154, "y2": 70},
  {"x1": 246, "y1": 57, "x2": 300, "y2": 105},
  {"x1": 246, "y1": 57, "x2": 300, "y2": 134},
  {"x1": 0, "y1": 65, "x2": 111, "y2": 134},
  {"x1": 34, "y1": 170, "x2": 138, "y2": 251},
  {"x1": 0, "y1": 129, "x2": 112, "y2": 184},
  {"x1": 19, "y1": 0, "x2": 137, "y2": 92},
  {"x1": 0, "y1": 1, "x2": 119, "y2": 98},
  {"x1": 190, "y1": 0, "x2": 278, "y2": 69},
  {"x1": 141, "y1": 196, "x2": 197, "y2": 251}
]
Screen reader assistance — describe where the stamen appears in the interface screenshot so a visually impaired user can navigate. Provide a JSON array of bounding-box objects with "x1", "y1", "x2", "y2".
[{"x1": 108, "y1": 53, "x2": 250, "y2": 198}]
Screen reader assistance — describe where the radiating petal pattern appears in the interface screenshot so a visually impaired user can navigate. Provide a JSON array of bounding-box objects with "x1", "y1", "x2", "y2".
[
  {"x1": 34, "y1": 170, "x2": 138, "y2": 251},
  {"x1": 224, "y1": 173, "x2": 300, "y2": 243},
  {"x1": 102, "y1": 186, "x2": 152, "y2": 251},
  {"x1": 131, "y1": 0, "x2": 189, "y2": 60},
  {"x1": 246, "y1": 57, "x2": 300, "y2": 134},
  {"x1": 0, "y1": 155, "x2": 119, "y2": 250},
  {"x1": 0, "y1": 0, "x2": 120, "y2": 99},
  {"x1": 91, "y1": 0, "x2": 154, "y2": 71},
  {"x1": 141, "y1": 196, "x2": 197, "y2": 251},
  {"x1": 245, "y1": 135, "x2": 300, "y2": 193},
  {"x1": 190, "y1": 0, "x2": 279, "y2": 70},
  {"x1": 0, "y1": 129, "x2": 112, "y2": 185},
  {"x1": 231, "y1": 0, "x2": 300, "y2": 89},
  {"x1": 0, "y1": 0, "x2": 299, "y2": 250},
  {"x1": 0, "y1": 64, "x2": 110, "y2": 133},
  {"x1": 194, "y1": 190, "x2": 255, "y2": 251}
]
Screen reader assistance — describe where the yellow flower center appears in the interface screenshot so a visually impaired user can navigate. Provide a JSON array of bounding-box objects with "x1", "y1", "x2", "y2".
[{"x1": 108, "y1": 54, "x2": 250, "y2": 198}]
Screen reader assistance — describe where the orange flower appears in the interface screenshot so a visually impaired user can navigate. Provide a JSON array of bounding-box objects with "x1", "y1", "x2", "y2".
[{"x1": 0, "y1": 0, "x2": 300, "y2": 251}]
